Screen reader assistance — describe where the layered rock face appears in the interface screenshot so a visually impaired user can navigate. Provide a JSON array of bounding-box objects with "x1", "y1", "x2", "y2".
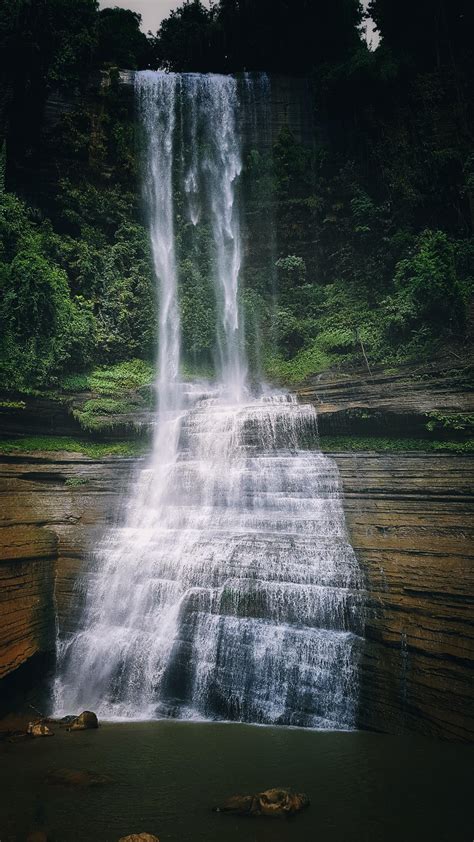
[
  {"x1": 298, "y1": 361, "x2": 473, "y2": 437},
  {"x1": 299, "y1": 362, "x2": 474, "y2": 740},
  {"x1": 0, "y1": 523, "x2": 56, "y2": 678},
  {"x1": 1, "y1": 445, "x2": 472, "y2": 740},
  {"x1": 334, "y1": 452, "x2": 473, "y2": 741},
  {"x1": 0, "y1": 453, "x2": 134, "y2": 681}
]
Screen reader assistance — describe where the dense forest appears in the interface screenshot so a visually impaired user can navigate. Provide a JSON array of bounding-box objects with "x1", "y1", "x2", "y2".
[{"x1": 0, "y1": 0, "x2": 472, "y2": 396}]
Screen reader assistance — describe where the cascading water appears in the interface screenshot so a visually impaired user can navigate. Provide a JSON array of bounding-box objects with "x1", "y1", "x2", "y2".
[{"x1": 54, "y1": 72, "x2": 363, "y2": 728}]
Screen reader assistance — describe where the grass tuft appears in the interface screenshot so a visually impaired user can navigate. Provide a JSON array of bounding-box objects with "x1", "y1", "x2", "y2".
[
  {"x1": 319, "y1": 436, "x2": 474, "y2": 454},
  {"x1": 0, "y1": 436, "x2": 148, "y2": 458}
]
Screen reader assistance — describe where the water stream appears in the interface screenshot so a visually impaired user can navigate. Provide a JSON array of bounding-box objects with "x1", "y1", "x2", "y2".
[{"x1": 54, "y1": 72, "x2": 363, "y2": 728}]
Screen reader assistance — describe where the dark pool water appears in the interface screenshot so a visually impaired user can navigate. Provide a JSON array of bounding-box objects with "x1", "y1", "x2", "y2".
[{"x1": 0, "y1": 721, "x2": 472, "y2": 841}]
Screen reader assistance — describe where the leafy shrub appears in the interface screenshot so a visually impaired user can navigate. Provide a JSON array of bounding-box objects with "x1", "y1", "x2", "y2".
[
  {"x1": 0, "y1": 236, "x2": 96, "y2": 388},
  {"x1": 384, "y1": 230, "x2": 467, "y2": 343}
]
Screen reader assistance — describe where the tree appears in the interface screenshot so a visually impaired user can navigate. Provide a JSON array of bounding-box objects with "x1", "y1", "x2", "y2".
[
  {"x1": 155, "y1": 0, "x2": 363, "y2": 73},
  {"x1": 368, "y1": 0, "x2": 474, "y2": 71},
  {"x1": 97, "y1": 7, "x2": 152, "y2": 69},
  {"x1": 0, "y1": 244, "x2": 96, "y2": 386},
  {"x1": 154, "y1": 1, "x2": 216, "y2": 72},
  {"x1": 1, "y1": 0, "x2": 99, "y2": 191},
  {"x1": 384, "y1": 230, "x2": 466, "y2": 345}
]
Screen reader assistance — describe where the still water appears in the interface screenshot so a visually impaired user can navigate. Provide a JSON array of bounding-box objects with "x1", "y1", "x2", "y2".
[{"x1": 0, "y1": 721, "x2": 472, "y2": 841}]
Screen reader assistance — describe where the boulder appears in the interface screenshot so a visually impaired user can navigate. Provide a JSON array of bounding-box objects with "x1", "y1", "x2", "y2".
[
  {"x1": 257, "y1": 788, "x2": 309, "y2": 817},
  {"x1": 68, "y1": 710, "x2": 99, "y2": 731},
  {"x1": 118, "y1": 835, "x2": 160, "y2": 842},
  {"x1": 214, "y1": 788, "x2": 309, "y2": 818},
  {"x1": 27, "y1": 721, "x2": 54, "y2": 737},
  {"x1": 45, "y1": 768, "x2": 112, "y2": 787}
]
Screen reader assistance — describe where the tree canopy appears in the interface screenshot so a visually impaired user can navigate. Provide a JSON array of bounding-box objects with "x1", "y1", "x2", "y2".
[
  {"x1": 368, "y1": 0, "x2": 474, "y2": 71},
  {"x1": 0, "y1": 0, "x2": 472, "y2": 389},
  {"x1": 153, "y1": 0, "x2": 364, "y2": 73}
]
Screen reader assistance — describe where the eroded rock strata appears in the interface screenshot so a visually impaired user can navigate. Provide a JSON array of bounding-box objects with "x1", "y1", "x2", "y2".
[
  {"x1": 0, "y1": 445, "x2": 472, "y2": 740},
  {"x1": 298, "y1": 361, "x2": 473, "y2": 437},
  {"x1": 0, "y1": 453, "x2": 135, "y2": 680},
  {"x1": 334, "y1": 452, "x2": 474, "y2": 741}
]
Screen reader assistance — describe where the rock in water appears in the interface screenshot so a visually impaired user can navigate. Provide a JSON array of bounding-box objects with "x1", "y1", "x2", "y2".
[
  {"x1": 214, "y1": 794, "x2": 255, "y2": 814},
  {"x1": 118, "y1": 835, "x2": 160, "y2": 842},
  {"x1": 257, "y1": 789, "x2": 309, "y2": 817},
  {"x1": 26, "y1": 833, "x2": 49, "y2": 842},
  {"x1": 45, "y1": 768, "x2": 112, "y2": 787},
  {"x1": 68, "y1": 710, "x2": 99, "y2": 731},
  {"x1": 27, "y1": 721, "x2": 54, "y2": 737},
  {"x1": 214, "y1": 788, "x2": 310, "y2": 818}
]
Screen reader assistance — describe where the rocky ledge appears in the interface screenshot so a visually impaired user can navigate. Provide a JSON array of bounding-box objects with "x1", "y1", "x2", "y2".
[{"x1": 298, "y1": 360, "x2": 473, "y2": 437}]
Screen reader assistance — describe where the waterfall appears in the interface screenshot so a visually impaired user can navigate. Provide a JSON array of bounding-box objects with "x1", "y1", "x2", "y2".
[
  {"x1": 181, "y1": 73, "x2": 246, "y2": 400},
  {"x1": 54, "y1": 72, "x2": 363, "y2": 728}
]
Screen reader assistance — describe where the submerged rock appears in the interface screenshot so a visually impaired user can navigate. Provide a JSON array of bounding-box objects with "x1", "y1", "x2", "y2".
[
  {"x1": 214, "y1": 788, "x2": 310, "y2": 818},
  {"x1": 27, "y1": 721, "x2": 54, "y2": 737},
  {"x1": 68, "y1": 710, "x2": 99, "y2": 731},
  {"x1": 118, "y1": 835, "x2": 160, "y2": 842},
  {"x1": 26, "y1": 832, "x2": 49, "y2": 842},
  {"x1": 45, "y1": 768, "x2": 112, "y2": 787}
]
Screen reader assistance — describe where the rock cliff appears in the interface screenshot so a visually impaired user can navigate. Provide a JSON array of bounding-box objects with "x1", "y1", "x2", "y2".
[
  {"x1": 298, "y1": 360, "x2": 473, "y2": 437},
  {"x1": 0, "y1": 363, "x2": 473, "y2": 740},
  {"x1": 335, "y1": 452, "x2": 473, "y2": 741},
  {"x1": 0, "y1": 453, "x2": 134, "y2": 683}
]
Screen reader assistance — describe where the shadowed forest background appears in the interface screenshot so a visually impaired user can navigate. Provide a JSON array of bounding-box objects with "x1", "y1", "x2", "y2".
[{"x1": 0, "y1": 0, "x2": 472, "y2": 408}]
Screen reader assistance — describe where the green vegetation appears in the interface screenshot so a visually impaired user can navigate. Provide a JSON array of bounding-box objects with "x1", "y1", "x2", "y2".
[
  {"x1": 0, "y1": 0, "x2": 472, "y2": 395},
  {"x1": 319, "y1": 436, "x2": 474, "y2": 454},
  {"x1": 72, "y1": 395, "x2": 150, "y2": 432},
  {"x1": 65, "y1": 476, "x2": 90, "y2": 487},
  {"x1": 62, "y1": 360, "x2": 155, "y2": 433},
  {"x1": 425, "y1": 412, "x2": 474, "y2": 435},
  {"x1": 60, "y1": 359, "x2": 155, "y2": 395},
  {"x1": 153, "y1": 0, "x2": 362, "y2": 73},
  {"x1": 0, "y1": 436, "x2": 147, "y2": 458},
  {"x1": 1, "y1": 434, "x2": 469, "y2": 458},
  {"x1": 0, "y1": 400, "x2": 26, "y2": 410}
]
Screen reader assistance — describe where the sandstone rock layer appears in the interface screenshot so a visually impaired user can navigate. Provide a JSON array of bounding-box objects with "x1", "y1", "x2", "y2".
[
  {"x1": 334, "y1": 452, "x2": 474, "y2": 741},
  {"x1": 0, "y1": 453, "x2": 134, "y2": 680}
]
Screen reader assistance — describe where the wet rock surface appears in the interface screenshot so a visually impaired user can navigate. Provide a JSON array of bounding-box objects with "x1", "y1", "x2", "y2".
[
  {"x1": 26, "y1": 832, "x2": 49, "y2": 842},
  {"x1": 298, "y1": 361, "x2": 473, "y2": 437},
  {"x1": 68, "y1": 710, "x2": 99, "y2": 731},
  {"x1": 27, "y1": 720, "x2": 54, "y2": 737},
  {"x1": 214, "y1": 788, "x2": 310, "y2": 817},
  {"x1": 118, "y1": 835, "x2": 160, "y2": 842}
]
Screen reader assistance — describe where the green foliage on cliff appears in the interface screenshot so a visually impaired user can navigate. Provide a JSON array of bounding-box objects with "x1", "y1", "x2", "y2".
[
  {"x1": 425, "y1": 411, "x2": 474, "y2": 435},
  {"x1": 0, "y1": 190, "x2": 96, "y2": 388},
  {"x1": 1, "y1": 433, "x2": 470, "y2": 458},
  {"x1": 0, "y1": 0, "x2": 472, "y2": 393},
  {"x1": 0, "y1": 435, "x2": 147, "y2": 458},
  {"x1": 319, "y1": 436, "x2": 474, "y2": 454},
  {"x1": 60, "y1": 359, "x2": 154, "y2": 395}
]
